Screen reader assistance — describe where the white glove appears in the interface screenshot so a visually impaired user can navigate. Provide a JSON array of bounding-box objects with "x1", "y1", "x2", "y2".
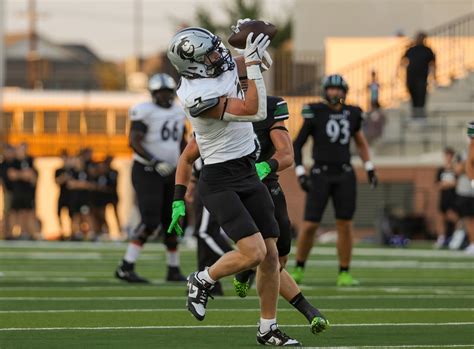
[
  {"x1": 231, "y1": 18, "x2": 252, "y2": 33},
  {"x1": 244, "y1": 33, "x2": 270, "y2": 65},
  {"x1": 154, "y1": 162, "x2": 174, "y2": 176},
  {"x1": 235, "y1": 47, "x2": 272, "y2": 71}
]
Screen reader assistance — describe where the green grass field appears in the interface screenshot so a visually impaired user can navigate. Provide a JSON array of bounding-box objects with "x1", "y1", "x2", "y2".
[{"x1": 0, "y1": 241, "x2": 473, "y2": 348}]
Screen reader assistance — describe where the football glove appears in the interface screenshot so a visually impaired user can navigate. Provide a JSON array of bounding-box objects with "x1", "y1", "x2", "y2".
[
  {"x1": 298, "y1": 174, "x2": 312, "y2": 192},
  {"x1": 152, "y1": 160, "x2": 174, "y2": 177},
  {"x1": 244, "y1": 33, "x2": 270, "y2": 65},
  {"x1": 367, "y1": 169, "x2": 378, "y2": 189},
  {"x1": 167, "y1": 200, "x2": 185, "y2": 235},
  {"x1": 234, "y1": 48, "x2": 272, "y2": 71},
  {"x1": 255, "y1": 161, "x2": 272, "y2": 180}
]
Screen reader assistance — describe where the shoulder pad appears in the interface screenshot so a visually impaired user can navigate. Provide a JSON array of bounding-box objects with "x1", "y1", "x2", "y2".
[
  {"x1": 188, "y1": 97, "x2": 220, "y2": 118},
  {"x1": 129, "y1": 102, "x2": 154, "y2": 121},
  {"x1": 271, "y1": 97, "x2": 289, "y2": 121},
  {"x1": 301, "y1": 104, "x2": 315, "y2": 119}
]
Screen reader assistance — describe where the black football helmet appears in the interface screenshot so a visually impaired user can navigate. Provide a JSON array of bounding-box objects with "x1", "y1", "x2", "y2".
[{"x1": 322, "y1": 74, "x2": 349, "y2": 105}]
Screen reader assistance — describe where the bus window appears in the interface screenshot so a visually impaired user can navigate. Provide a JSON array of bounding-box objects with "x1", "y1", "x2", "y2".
[
  {"x1": 23, "y1": 111, "x2": 35, "y2": 133},
  {"x1": 68, "y1": 111, "x2": 81, "y2": 133},
  {"x1": 85, "y1": 110, "x2": 106, "y2": 134},
  {"x1": 44, "y1": 111, "x2": 59, "y2": 133},
  {"x1": 115, "y1": 110, "x2": 127, "y2": 135},
  {"x1": 1, "y1": 112, "x2": 13, "y2": 131}
]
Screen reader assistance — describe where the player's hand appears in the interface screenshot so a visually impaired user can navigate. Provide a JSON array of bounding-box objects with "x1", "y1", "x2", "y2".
[
  {"x1": 255, "y1": 161, "x2": 272, "y2": 180},
  {"x1": 154, "y1": 161, "x2": 175, "y2": 177},
  {"x1": 168, "y1": 200, "x2": 185, "y2": 235},
  {"x1": 367, "y1": 169, "x2": 378, "y2": 189},
  {"x1": 298, "y1": 174, "x2": 312, "y2": 192},
  {"x1": 244, "y1": 33, "x2": 270, "y2": 65}
]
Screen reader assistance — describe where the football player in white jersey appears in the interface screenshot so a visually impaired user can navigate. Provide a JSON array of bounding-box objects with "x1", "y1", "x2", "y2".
[
  {"x1": 166, "y1": 27, "x2": 300, "y2": 346},
  {"x1": 115, "y1": 73, "x2": 187, "y2": 283}
]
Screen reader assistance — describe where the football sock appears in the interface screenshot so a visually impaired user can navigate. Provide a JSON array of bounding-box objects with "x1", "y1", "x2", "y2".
[
  {"x1": 121, "y1": 260, "x2": 134, "y2": 271},
  {"x1": 166, "y1": 250, "x2": 179, "y2": 267},
  {"x1": 339, "y1": 266, "x2": 349, "y2": 273},
  {"x1": 235, "y1": 269, "x2": 255, "y2": 283},
  {"x1": 197, "y1": 269, "x2": 216, "y2": 285},
  {"x1": 259, "y1": 318, "x2": 277, "y2": 333},
  {"x1": 445, "y1": 221, "x2": 455, "y2": 238},
  {"x1": 123, "y1": 242, "x2": 142, "y2": 264},
  {"x1": 290, "y1": 292, "x2": 322, "y2": 323},
  {"x1": 296, "y1": 260, "x2": 306, "y2": 268}
]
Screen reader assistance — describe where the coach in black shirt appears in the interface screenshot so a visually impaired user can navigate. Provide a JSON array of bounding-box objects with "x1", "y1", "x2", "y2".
[{"x1": 401, "y1": 31, "x2": 436, "y2": 119}]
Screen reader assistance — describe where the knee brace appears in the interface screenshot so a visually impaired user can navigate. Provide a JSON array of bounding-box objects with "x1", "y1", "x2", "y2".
[
  {"x1": 164, "y1": 234, "x2": 178, "y2": 250},
  {"x1": 131, "y1": 223, "x2": 158, "y2": 245}
]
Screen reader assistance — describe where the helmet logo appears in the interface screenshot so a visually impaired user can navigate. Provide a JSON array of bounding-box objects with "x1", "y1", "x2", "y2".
[{"x1": 177, "y1": 37, "x2": 195, "y2": 60}]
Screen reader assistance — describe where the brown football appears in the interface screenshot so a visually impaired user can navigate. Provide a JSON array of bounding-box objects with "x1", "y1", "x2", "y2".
[{"x1": 228, "y1": 20, "x2": 278, "y2": 49}]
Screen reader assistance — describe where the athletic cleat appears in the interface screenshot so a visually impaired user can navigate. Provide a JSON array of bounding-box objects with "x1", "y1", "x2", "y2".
[
  {"x1": 115, "y1": 266, "x2": 149, "y2": 284},
  {"x1": 166, "y1": 267, "x2": 187, "y2": 282},
  {"x1": 310, "y1": 316, "x2": 330, "y2": 334},
  {"x1": 290, "y1": 266, "x2": 305, "y2": 284},
  {"x1": 256, "y1": 323, "x2": 301, "y2": 346},
  {"x1": 337, "y1": 271, "x2": 360, "y2": 287},
  {"x1": 233, "y1": 277, "x2": 250, "y2": 298},
  {"x1": 186, "y1": 272, "x2": 214, "y2": 321}
]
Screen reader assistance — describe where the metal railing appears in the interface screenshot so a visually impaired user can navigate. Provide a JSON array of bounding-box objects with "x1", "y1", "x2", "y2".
[{"x1": 338, "y1": 12, "x2": 474, "y2": 110}]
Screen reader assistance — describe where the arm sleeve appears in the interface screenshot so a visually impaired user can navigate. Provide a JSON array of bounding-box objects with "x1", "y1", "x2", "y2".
[{"x1": 293, "y1": 119, "x2": 313, "y2": 167}]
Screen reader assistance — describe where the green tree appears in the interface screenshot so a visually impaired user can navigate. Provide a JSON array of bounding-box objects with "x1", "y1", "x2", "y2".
[{"x1": 192, "y1": 0, "x2": 291, "y2": 49}]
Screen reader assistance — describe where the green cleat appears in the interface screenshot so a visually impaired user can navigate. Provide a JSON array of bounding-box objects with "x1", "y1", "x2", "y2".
[
  {"x1": 310, "y1": 316, "x2": 330, "y2": 334},
  {"x1": 337, "y1": 271, "x2": 360, "y2": 287},
  {"x1": 290, "y1": 266, "x2": 305, "y2": 284},
  {"x1": 233, "y1": 277, "x2": 250, "y2": 298}
]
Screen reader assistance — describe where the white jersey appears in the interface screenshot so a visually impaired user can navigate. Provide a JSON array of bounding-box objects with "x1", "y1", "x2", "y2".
[
  {"x1": 176, "y1": 65, "x2": 256, "y2": 165},
  {"x1": 129, "y1": 101, "x2": 185, "y2": 167}
]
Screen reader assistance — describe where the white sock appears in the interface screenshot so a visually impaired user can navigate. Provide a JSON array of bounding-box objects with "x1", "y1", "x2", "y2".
[
  {"x1": 197, "y1": 268, "x2": 216, "y2": 284},
  {"x1": 124, "y1": 243, "x2": 142, "y2": 264},
  {"x1": 259, "y1": 318, "x2": 277, "y2": 333},
  {"x1": 167, "y1": 250, "x2": 179, "y2": 267}
]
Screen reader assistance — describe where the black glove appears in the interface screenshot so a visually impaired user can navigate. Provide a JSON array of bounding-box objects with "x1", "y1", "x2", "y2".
[
  {"x1": 367, "y1": 169, "x2": 378, "y2": 189},
  {"x1": 298, "y1": 174, "x2": 312, "y2": 192}
]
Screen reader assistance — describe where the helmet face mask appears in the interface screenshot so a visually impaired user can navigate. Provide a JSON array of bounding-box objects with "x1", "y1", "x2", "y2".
[
  {"x1": 168, "y1": 27, "x2": 235, "y2": 79},
  {"x1": 322, "y1": 74, "x2": 349, "y2": 106},
  {"x1": 148, "y1": 74, "x2": 177, "y2": 108}
]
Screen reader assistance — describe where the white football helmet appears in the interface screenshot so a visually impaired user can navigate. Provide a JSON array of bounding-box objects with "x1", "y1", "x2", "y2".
[
  {"x1": 167, "y1": 27, "x2": 235, "y2": 79},
  {"x1": 148, "y1": 73, "x2": 177, "y2": 92}
]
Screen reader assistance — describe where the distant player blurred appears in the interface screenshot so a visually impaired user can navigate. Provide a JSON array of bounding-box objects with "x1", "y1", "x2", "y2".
[
  {"x1": 291, "y1": 74, "x2": 377, "y2": 286},
  {"x1": 115, "y1": 73, "x2": 187, "y2": 283}
]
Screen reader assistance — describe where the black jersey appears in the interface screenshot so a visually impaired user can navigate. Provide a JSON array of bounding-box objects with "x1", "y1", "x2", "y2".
[
  {"x1": 294, "y1": 102, "x2": 363, "y2": 165},
  {"x1": 253, "y1": 96, "x2": 289, "y2": 181}
]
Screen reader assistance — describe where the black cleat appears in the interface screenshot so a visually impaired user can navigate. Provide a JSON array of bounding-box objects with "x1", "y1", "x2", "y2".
[
  {"x1": 186, "y1": 272, "x2": 214, "y2": 321},
  {"x1": 256, "y1": 324, "x2": 301, "y2": 346},
  {"x1": 166, "y1": 267, "x2": 187, "y2": 282},
  {"x1": 115, "y1": 265, "x2": 149, "y2": 284}
]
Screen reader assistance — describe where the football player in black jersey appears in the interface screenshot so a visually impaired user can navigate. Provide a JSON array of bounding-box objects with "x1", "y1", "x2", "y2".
[{"x1": 291, "y1": 74, "x2": 378, "y2": 286}]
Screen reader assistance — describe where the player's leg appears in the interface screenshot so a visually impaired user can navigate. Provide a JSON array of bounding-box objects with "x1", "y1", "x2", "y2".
[
  {"x1": 291, "y1": 170, "x2": 330, "y2": 284},
  {"x1": 161, "y1": 175, "x2": 186, "y2": 281},
  {"x1": 116, "y1": 162, "x2": 159, "y2": 283},
  {"x1": 333, "y1": 168, "x2": 358, "y2": 286}
]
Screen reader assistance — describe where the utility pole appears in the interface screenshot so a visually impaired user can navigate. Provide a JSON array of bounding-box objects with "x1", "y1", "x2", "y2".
[
  {"x1": 27, "y1": 0, "x2": 40, "y2": 89},
  {"x1": 134, "y1": 0, "x2": 143, "y2": 72}
]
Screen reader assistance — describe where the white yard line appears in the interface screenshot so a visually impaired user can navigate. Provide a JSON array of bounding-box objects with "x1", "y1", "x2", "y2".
[
  {"x1": 0, "y1": 322, "x2": 473, "y2": 332},
  {"x1": 0, "y1": 308, "x2": 472, "y2": 314},
  {"x1": 303, "y1": 346, "x2": 473, "y2": 349},
  {"x1": 0, "y1": 295, "x2": 473, "y2": 301}
]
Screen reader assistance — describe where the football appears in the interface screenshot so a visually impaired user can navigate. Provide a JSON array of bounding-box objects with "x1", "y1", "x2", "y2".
[{"x1": 228, "y1": 20, "x2": 278, "y2": 49}]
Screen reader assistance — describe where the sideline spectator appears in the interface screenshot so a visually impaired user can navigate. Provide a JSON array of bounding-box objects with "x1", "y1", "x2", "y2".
[
  {"x1": 104, "y1": 156, "x2": 121, "y2": 234},
  {"x1": 7, "y1": 143, "x2": 40, "y2": 240},
  {"x1": 55, "y1": 150, "x2": 74, "y2": 239},
  {"x1": 0, "y1": 145, "x2": 16, "y2": 239},
  {"x1": 401, "y1": 31, "x2": 436, "y2": 119},
  {"x1": 434, "y1": 147, "x2": 458, "y2": 248},
  {"x1": 367, "y1": 70, "x2": 380, "y2": 111}
]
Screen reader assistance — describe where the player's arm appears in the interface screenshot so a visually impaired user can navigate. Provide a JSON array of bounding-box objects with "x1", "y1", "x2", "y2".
[
  {"x1": 189, "y1": 34, "x2": 270, "y2": 122},
  {"x1": 129, "y1": 121, "x2": 154, "y2": 161},
  {"x1": 168, "y1": 138, "x2": 200, "y2": 235},
  {"x1": 353, "y1": 130, "x2": 378, "y2": 189}
]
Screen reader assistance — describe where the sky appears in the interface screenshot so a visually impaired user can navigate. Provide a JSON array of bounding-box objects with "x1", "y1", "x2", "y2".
[{"x1": 4, "y1": 0, "x2": 294, "y2": 61}]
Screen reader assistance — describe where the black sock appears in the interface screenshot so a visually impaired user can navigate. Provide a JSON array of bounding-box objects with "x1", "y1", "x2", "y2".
[
  {"x1": 235, "y1": 269, "x2": 255, "y2": 283},
  {"x1": 339, "y1": 266, "x2": 349, "y2": 273},
  {"x1": 296, "y1": 260, "x2": 306, "y2": 269},
  {"x1": 121, "y1": 260, "x2": 134, "y2": 271},
  {"x1": 445, "y1": 221, "x2": 455, "y2": 238},
  {"x1": 289, "y1": 292, "x2": 322, "y2": 323}
]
